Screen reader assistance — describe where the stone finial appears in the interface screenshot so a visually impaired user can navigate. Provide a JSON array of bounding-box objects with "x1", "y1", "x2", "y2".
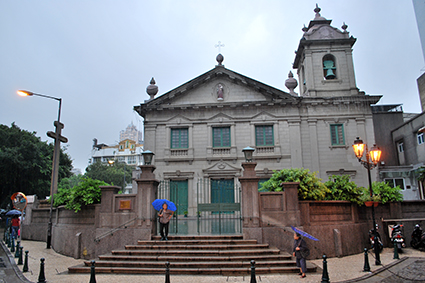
[
  {"x1": 314, "y1": 4, "x2": 321, "y2": 17},
  {"x1": 302, "y1": 24, "x2": 308, "y2": 32},
  {"x1": 285, "y1": 71, "x2": 298, "y2": 96},
  {"x1": 313, "y1": 4, "x2": 326, "y2": 20},
  {"x1": 146, "y1": 77, "x2": 158, "y2": 100},
  {"x1": 216, "y1": 53, "x2": 224, "y2": 66},
  {"x1": 341, "y1": 22, "x2": 348, "y2": 33}
]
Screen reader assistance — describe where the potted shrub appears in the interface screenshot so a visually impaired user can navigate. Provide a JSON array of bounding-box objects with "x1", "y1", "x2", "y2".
[
  {"x1": 361, "y1": 194, "x2": 381, "y2": 207},
  {"x1": 183, "y1": 211, "x2": 188, "y2": 217}
]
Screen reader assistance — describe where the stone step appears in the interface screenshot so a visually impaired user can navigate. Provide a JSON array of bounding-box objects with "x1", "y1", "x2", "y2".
[
  {"x1": 125, "y1": 243, "x2": 269, "y2": 250},
  {"x1": 111, "y1": 248, "x2": 280, "y2": 257},
  {"x1": 151, "y1": 235, "x2": 243, "y2": 241},
  {"x1": 69, "y1": 264, "x2": 317, "y2": 275},
  {"x1": 137, "y1": 239, "x2": 258, "y2": 245},
  {"x1": 83, "y1": 260, "x2": 298, "y2": 268},
  {"x1": 98, "y1": 254, "x2": 293, "y2": 262}
]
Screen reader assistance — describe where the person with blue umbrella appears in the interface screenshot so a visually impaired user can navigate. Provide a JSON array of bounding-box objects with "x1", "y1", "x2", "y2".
[{"x1": 152, "y1": 199, "x2": 176, "y2": 241}]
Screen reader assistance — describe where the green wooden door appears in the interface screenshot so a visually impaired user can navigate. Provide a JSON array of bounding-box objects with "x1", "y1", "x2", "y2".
[
  {"x1": 170, "y1": 180, "x2": 188, "y2": 215},
  {"x1": 211, "y1": 179, "x2": 234, "y2": 204}
]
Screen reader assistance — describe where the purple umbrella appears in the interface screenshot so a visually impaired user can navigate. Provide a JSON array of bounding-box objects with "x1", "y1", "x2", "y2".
[{"x1": 291, "y1": 226, "x2": 319, "y2": 241}]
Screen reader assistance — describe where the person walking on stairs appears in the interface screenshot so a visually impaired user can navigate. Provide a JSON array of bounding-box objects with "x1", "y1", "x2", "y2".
[{"x1": 158, "y1": 203, "x2": 173, "y2": 241}]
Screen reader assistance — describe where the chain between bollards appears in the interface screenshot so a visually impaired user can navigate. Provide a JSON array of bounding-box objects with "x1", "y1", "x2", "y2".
[
  {"x1": 250, "y1": 260, "x2": 257, "y2": 283},
  {"x1": 89, "y1": 260, "x2": 96, "y2": 283},
  {"x1": 321, "y1": 254, "x2": 330, "y2": 283},
  {"x1": 165, "y1": 261, "x2": 170, "y2": 283},
  {"x1": 393, "y1": 241, "x2": 399, "y2": 259},
  {"x1": 363, "y1": 248, "x2": 370, "y2": 272},
  {"x1": 23, "y1": 251, "x2": 29, "y2": 272},
  {"x1": 37, "y1": 258, "x2": 46, "y2": 283}
]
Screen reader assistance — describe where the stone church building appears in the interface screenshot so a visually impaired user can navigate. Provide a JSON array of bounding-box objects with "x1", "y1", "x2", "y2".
[{"x1": 134, "y1": 6, "x2": 381, "y2": 216}]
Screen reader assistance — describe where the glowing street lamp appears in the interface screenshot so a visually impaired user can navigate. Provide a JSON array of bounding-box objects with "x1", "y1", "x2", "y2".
[
  {"x1": 17, "y1": 90, "x2": 67, "y2": 249},
  {"x1": 352, "y1": 137, "x2": 382, "y2": 265}
]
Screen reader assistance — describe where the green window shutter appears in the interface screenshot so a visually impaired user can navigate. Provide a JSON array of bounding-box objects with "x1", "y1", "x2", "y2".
[
  {"x1": 213, "y1": 127, "x2": 230, "y2": 147},
  {"x1": 330, "y1": 124, "x2": 345, "y2": 145},
  {"x1": 255, "y1": 125, "x2": 274, "y2": 146},
  {"x1": 171, "y1": 128, "x2": 188, "y2": 148}
]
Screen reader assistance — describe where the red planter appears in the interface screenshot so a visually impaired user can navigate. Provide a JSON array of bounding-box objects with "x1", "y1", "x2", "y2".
[{"x1": 365, "y1": 201, "x2": 379, "y2": 207}]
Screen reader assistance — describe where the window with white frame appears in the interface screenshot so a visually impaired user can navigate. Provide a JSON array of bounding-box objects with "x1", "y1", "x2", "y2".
[
  {"x1": 385, "y1": 178, "x2": 405, "y2": 190},
  {"x1": 397, "y1": 142, "x2": 404, "y2": 153},
  {"x1": 118, "y1": 156, "x2": 125, "y2": 162},
  {"x1": 418, "y1": 132, "x2": 424, "y2": 145},
  {"x1": 128, "y1": 156, "x2": 136, "y2": 164}
]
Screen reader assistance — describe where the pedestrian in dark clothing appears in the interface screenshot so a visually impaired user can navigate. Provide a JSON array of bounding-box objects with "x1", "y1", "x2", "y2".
[
  {"x1": 293, "y1": 233, "x2": 308, "y2": 278},
  {"x1": 158, "y1": 203, "x2": 173, "y2": 241}
]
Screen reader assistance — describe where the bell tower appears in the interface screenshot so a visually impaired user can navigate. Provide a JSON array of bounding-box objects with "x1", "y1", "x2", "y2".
[{"x1": 293, "y1": 5, "x2": 359, "y2": 97}]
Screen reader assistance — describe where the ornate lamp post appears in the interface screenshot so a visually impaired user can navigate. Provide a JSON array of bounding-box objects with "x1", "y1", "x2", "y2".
[
  {"x1": 142, "y1": 150, "x2": 154, "y2": 165},
  {"x1": 352, "y1": 137, "x2": 382, "y2": 265},
  {"x1": 242, "y1": 146, "x2": 255, "y2": 162},
  {"x1": 17, "y1": 90, "x2": 67, "y2": 249}
]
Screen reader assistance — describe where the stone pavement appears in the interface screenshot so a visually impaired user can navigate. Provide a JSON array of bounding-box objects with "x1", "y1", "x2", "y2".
[{"x1": 2, "y1": 239, "x2": 425, "y2": 283}]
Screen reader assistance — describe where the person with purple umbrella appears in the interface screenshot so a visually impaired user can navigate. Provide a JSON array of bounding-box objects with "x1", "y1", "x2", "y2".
[
  {"x1": 158, "y1": 203, "x2": 174, "y2": 241},
  {"x1": 293, "y1": 233, "x2": 309, "y2": 279}
]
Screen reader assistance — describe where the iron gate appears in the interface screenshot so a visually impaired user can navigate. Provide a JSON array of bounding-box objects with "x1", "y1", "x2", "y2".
[
  {"x1": 197, "y1": 178, "x2": 242, "y2": 235},
  {"x1": 157, "y1": 178, "x2": 242, "y2": 235}
]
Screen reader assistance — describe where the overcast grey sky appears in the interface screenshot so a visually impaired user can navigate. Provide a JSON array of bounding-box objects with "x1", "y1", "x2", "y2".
[{"x1": 1, "y1": 1, "x2": 423, "y2": 172}]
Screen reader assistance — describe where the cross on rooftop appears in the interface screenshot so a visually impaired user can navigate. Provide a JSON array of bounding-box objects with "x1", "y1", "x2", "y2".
[{"x1": 215, "y1": 41, "x2": 225, "y2": 53}]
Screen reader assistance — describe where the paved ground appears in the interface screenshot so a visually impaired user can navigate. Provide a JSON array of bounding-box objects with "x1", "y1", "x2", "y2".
[{"x1": 2, "y1": 239, "x2": 425, "y2": 283}]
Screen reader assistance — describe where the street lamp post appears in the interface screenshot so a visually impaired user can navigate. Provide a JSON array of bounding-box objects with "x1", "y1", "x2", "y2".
[
  {"x1": 352, "y1": 137, "x2": 382, "y2": 265},
  {"x1": 17, "y1": 90, "x2": 67, "y2": 249}
]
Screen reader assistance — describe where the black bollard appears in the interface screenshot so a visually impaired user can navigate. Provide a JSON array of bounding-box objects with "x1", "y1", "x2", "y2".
[
  {"x1": 89, "y1": 260, "x2": 96, "y2": 283},
  {"x1": 6, "y1": 232, "x2": 10, "y2": 247},
  {"x1": 393, "y1": 241, "x2": 399, "y2": 259},
  {"x1": 363, "y1": 248, "x2": 370, "y2": 272},
  {"x1": 11, "y1": 237, "x2": 15, "y2": 253},
  {"x1": 165, "y1": 261, "x2": 170, "y2": 283},
  {"x1": 18, "y1": 247, "x2": 24, "y2": 265},
  {"x1": 23, "y1": 251, "x2": 29, "y2": 272},
  {"x1": 250, "y1": 260, "x2": 257, "y2": 283},
  {"x1": 37, "y1": 258, "x2": 46, "y2": 283},
  {"x1": 15, "y1": 240, "x2": 21, "y2": 258},
  {"x1": 321, "y1": 254, "x2": 330, "y2": 283}
]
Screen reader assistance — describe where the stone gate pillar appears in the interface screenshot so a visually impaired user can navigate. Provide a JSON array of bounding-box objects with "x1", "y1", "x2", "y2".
[
  {"x1": 135, "y1": 165, "x2": 159, "y2": 239},
  {"x1": 239, "y1": 162, "x2": 262, "y2": 242}
]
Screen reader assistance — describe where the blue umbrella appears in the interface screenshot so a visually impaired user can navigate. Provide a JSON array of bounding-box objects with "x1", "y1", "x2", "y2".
[
  {"x1": 5, "y1": 210, "x2": 22, "y2": 216},
  {"x1": 152, "y1": 199, "x2": 177, "y2": 212},
  {"x1": 291, "y1": 226, "x2": 319, "y2": 241}
]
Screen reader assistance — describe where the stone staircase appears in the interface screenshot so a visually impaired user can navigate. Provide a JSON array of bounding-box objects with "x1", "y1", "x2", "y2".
[{"x1": 68, "y1": 235, "x2": 317, "y2": 275}]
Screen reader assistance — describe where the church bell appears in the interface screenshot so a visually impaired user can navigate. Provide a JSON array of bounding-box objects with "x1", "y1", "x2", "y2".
[{"x1": 323, "y1": 60, "x2": 336, "y2": 80}]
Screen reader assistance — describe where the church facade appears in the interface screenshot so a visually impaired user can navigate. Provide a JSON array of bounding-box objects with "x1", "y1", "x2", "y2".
[{"x1": 134, "y1": 6, "x2": 381, "y2": 216}]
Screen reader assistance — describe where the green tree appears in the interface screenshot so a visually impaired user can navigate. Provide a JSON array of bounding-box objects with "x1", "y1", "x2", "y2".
[
  {"x1": 54, "y1": 177, "x2": 109, "y2": 212},
  {"x1": 0, "y1": 123, "x2": 73, "y2": 208},
  {"x1": 259, "y1": 168, "x2": 330, "y2": 200},
  {"x1": 85, "y1": 161, "x2": 133, "y2": 190},
  {"x1": 324, "y1": 175, "x2": 364, "y2": 205}
]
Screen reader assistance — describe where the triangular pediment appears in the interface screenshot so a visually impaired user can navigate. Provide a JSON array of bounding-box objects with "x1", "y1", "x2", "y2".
[
  {"x1": 203, "y1": 160, "x2": 242, "y2": 177},
  {"x1": 135, "y1": 66, "x2": 297, "y2": 116}
]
